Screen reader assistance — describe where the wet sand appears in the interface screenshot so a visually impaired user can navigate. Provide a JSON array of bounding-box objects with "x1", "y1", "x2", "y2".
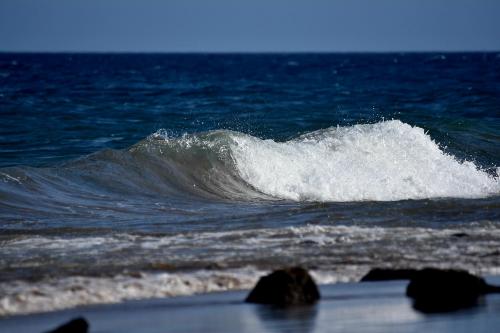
[{"x1": 2, "y1": 278, "x2": 500, "y2": 333}]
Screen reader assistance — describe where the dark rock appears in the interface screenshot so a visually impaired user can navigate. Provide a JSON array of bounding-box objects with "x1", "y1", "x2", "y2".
[
  {"x1": 245, "y1": 267, "x2": 320, "y2": 306},
  {"x1": 45, "y1": 317, "x2": 89, "y2": 333},
  {"x1": 451, "y1": 232, "x2": 469, "y2": 238},
  {"x1": 360, "y1": 268, "x2": 418, "y2": 282},
  {"x1": 406, "y1": 268, "x2": 497, "y2": 313}
]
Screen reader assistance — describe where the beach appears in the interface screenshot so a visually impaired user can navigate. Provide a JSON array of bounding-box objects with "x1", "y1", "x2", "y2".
[{"x1": 2, "y1": 278, "x2": 500, "y2": 333}]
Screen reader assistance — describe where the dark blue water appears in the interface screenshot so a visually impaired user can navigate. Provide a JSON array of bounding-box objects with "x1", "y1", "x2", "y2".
[
  {"x1": 0, "y1": 53, "x2": 499, "y2": 316},
  {"x1": 1, "y1": 53, "x2": 499, "y2": 167}
]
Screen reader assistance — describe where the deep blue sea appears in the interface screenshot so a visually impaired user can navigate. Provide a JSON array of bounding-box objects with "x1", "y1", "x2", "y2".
[{"x1": 0, "y1": 53, "x2": 499, "y2": 315}]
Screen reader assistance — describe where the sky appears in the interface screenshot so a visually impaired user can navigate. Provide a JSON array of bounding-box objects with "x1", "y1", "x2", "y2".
[{"x1": 0, "y1": 0, "x2": 499, "y2": 52}]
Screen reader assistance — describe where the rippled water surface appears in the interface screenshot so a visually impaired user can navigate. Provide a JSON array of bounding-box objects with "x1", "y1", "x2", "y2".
[{"x1": 0, "y1": 53, "x2": 499, "y2": 315}]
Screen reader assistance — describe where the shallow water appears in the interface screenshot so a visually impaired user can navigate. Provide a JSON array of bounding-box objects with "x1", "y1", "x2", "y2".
[
  {"x1": 3, "y1": 280, "x2": 500, "y2": 333},
  {"x1": 0, "y1": 53, "x2": 499, "y2": 315}
]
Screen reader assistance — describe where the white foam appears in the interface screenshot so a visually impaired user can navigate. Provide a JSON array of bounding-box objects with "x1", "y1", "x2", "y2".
[
  {"x1": 2, "y1": 261, "x2": 499, "y2": 316},
  {"x1": 230, "y1": 120, "x2": 500, "y2": 201},
  {"x1": 0, "y1": 268, "x2": 262, "y2": 316},
  {"x1": 3, "y1": 224, "x2": 500, "y2": 315},
  {"x1": 0, "y1": 265, "x2": 396, "y2": 316}
]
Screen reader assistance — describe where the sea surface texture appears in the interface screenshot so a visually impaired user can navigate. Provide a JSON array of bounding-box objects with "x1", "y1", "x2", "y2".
[{"x1": 0, "y1": 53, "x2": 499, "y2": 316}]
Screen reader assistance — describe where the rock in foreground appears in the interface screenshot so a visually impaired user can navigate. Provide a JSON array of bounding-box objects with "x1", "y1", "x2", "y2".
[
  {"x1": 245, "y1": 267, "x2": 320, "y2": 306},
  {"x1": 45, "y1": 317, "x2": 89, "y2": 333},
  {"x1": 406, "y1": 268, "x2": 499, "y2": 313},
  {"x1": 360, "y1": 268, "x2": 418, "y2": 281}
]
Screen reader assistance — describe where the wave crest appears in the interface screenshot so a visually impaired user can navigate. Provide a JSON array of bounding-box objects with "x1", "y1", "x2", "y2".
[
  {"x1": 1, "y1": 120, "x2": 498, "y2": 208},
  {"x1": 229, "y1": 120, "x2": 499, "y2": 201}
]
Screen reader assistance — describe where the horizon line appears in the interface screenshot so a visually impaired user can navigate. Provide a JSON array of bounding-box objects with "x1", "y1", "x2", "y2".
[{"x1": 1, "y1": 50, "x2": 500, "y2": 55}]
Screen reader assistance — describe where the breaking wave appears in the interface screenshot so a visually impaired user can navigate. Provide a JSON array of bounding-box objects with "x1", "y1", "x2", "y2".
[
  {"x1": 0, "y1": 120, "x2": 499, "y2": 210},
  {"x1": 230, "y1": 120, "x2": 500, "y2": 201}
]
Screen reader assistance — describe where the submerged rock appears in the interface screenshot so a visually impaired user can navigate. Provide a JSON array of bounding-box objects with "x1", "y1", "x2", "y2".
[
  {"x1": 245, "y1": 267, "x2": 320, "y2": 306},
  {"x1": 451, "y1": 232, "x2": 469, "y2": 238},
  {"x1": 45, "y1": 317, "x2": 89, "y2": 333},
  {"x1": 406, "y1": 268, "x2": 500, "y2": 313},
  {"x1": 360, "y1": 268, "x2": 418, "y2": 281}
]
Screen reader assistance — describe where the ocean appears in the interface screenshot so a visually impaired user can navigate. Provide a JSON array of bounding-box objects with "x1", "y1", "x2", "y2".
[{"x1": 0, "y1": 53, "x2": 499, "y2": 316}]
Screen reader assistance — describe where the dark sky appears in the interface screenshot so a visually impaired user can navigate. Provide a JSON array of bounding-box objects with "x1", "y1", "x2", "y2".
[{"x1": 1, "y1": 0, "x2": 499, "y2": 52}]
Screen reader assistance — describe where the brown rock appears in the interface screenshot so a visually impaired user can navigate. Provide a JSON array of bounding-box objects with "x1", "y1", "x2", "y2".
[
  {"x1": 245, "y1": 267, "x2": 320, "y2": 306},
  {"x1": 45, "y1": 317, "x2": 88, "y2": 333},
  {"x1": 360, "y1": 268, "x2": 418, "y2": 282},
  {"x1": 406, "y1": 268, "x2": 497, "y2": 313}
]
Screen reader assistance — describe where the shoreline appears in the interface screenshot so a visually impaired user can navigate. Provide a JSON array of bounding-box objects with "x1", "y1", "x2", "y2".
[
  {"x1": 2, "y1": 277, "x2": 500, "y2": 332},
  {"x1": 2, "y1": 266, "x2": 500, "y2": 317}
]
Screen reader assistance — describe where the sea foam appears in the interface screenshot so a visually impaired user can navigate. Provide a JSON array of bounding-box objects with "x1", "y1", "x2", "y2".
[{"x1": 230, "y1": 120, "x2": 499, "y2": 201}]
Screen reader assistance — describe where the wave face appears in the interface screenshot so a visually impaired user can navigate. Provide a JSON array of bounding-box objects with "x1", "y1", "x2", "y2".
[{"x1": 1, "y1": 120, "x2": 499, "y2": 212}]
